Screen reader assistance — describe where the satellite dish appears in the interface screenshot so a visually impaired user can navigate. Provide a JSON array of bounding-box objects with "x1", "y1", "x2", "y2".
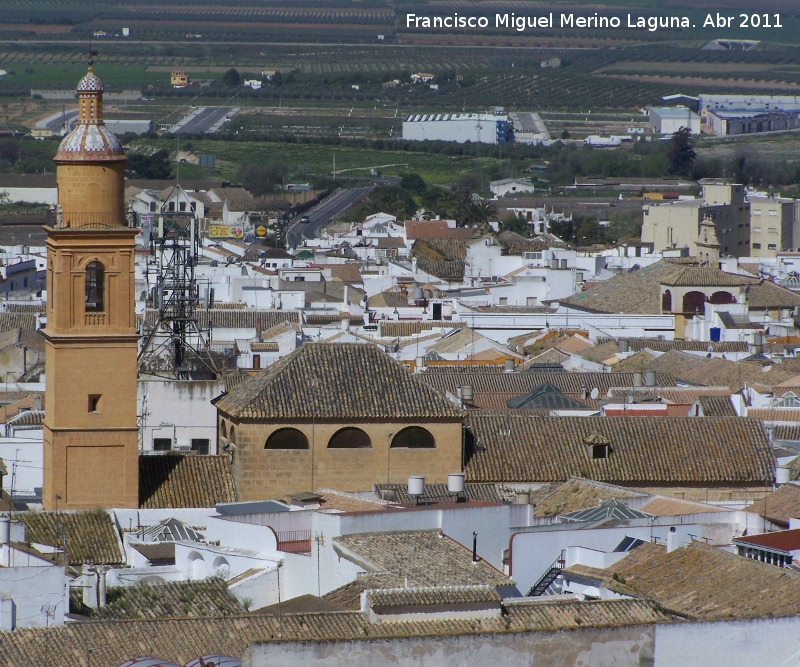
[{"x1": 590, "y1": 388, "x2": 599, "y2": 400}]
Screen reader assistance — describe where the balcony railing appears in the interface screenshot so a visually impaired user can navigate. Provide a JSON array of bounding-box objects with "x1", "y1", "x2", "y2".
[
  {"x1": 60, "y1": 212, "x2": 124, "y2": 229},
  {"x1": 84, "y1": 312, "x2": 106, "y2": 326},
  {"x1": 276, "y1": 529, "x2": 312, "y2": 554}
]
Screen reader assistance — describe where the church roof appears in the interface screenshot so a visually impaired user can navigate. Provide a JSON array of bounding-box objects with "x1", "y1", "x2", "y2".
[
  {"x1": 77, "y1": 68, "x2": 103, "y2": 92},
  {"x1": 215, "y1": 343, "x2": 463, "y2": 420},
  {"x1": 54, "y1": 65, "x2": 125, "y2": 163}
]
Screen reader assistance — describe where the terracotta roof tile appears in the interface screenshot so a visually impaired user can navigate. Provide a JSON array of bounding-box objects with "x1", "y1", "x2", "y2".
[
  {"x1": 378, "y1": 321, "x2": 460, "y2": 337},
  {"x1": 323, "y1": 573, "x2": 404, "y2": 610},
  {"x1": 418, "y1": 371, "x2": 676, "y2": 399},
  {"x1": 139, "y1": 455, "x2": 237, "y2": 509},
  {"x1": 638, "y1": 497, "x2": 725, "y2": 516},
  {"x1": 366, "y1": 585, "x2": 501, "y2": 609},
  {"x1": 144, "y1": 309, "x2": 300, "y2": 331},
  {"x1": 748, "y1": 483, "x2": 800, "y2": 527},
  {"x1": 373, "y1": 482, "x2": 504, "y2": 505},
  {"x1": 88, "y1": 579, "x2": 244, "y2": 620},
  {"x1": 0, "y1": 312, "x2": 37, "y2": 334},
  {"x1": 0, "y1": 599, "x2": 670, "y2": 665},
  {"x1": 465, "y1": 414, "x2": 773, "y2": 484},
  {"x1": 334, "y1": 530, "x2": 511, "y2": 587},
  {"x1": 404, "y1": 220, "x2": 453, "y2": 240},
  {"x1": 18, "y1": 510, "x2": 124, "y2": 565},
  {"x1": 215, "y1": 343, "x2": 463, "y2": 420},
  {"x1": 697, "y1": 395, "x2": 737, "y2": 416},
  {"x1": 734, "y1": 527, "x2": 800, "y2": 552},
  {"x1": 529, "y1": 478, "x2": 648, "y2": 518},
  {"x1": 567, "y1": 540, "x2": 800, "y2": 620},
  {"x1": 328, "y1": 264, "x2": 363, "y2": 283}
]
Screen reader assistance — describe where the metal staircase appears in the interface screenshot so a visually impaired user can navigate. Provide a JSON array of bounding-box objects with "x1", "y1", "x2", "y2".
[{"x1": 527, "y1": 550, "x2": 566, "y2": 597}]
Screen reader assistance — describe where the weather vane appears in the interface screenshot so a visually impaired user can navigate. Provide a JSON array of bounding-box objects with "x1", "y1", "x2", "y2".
[{"x1": 88, "y1": 40, "x2": 99, "y2": 66}]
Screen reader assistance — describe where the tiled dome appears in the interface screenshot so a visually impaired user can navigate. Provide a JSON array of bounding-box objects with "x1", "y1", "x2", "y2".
[
  {"x1": 77, "y1": 68, "x2": 104, "y2": 92},
  {"x1": 55, "y1": 123, "x2": 124, "y2": 161}
]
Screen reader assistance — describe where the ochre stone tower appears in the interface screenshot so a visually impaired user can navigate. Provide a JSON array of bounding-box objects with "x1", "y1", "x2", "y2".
[{"x1": 42, "y1": 65, "x2": 139, "y2": 509}]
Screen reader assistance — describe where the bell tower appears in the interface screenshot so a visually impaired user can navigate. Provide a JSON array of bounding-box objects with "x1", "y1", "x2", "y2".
[{"x1": 42, "y1": 64, "x2": 139, "y2": 509}]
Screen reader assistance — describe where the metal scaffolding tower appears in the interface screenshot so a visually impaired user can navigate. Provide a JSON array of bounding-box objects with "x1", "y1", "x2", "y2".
[{"x1": 138, "y1": 209, "x2": 218, "y2": 379}]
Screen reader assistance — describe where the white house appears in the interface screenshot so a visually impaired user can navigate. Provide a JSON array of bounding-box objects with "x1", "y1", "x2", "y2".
[{"x1": 490, "y1": 179, "x2": 535, "y2": 198}]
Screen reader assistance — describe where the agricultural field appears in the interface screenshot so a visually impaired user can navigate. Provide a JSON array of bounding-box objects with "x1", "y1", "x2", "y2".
[
  {"x1": 126, "y1": 136, "x2": 513, "y2": 186},
  {"x1": 1, "y1": 1, "x2": 800, "y2": 189}
]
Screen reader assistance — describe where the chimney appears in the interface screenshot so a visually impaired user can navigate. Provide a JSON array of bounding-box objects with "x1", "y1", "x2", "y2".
[
  {"x1": 666, "y1": 526, "x2": 679, "y2": 553},
  {"x1": 97, "y1": 565, "x2": 108, "y2": 607}
]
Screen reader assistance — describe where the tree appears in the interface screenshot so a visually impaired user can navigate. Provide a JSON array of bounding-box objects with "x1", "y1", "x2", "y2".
[
  {"x1": 222, "y1": 68, "x2": 241, "y2": 87},
  {"x1": 468, "y1": 200, "x2": 499, "y2": 225},
  {"x1": 125, "y1": 149, "x2": 172, "y2": 179},
  {"x1": 499, "y1": 213, "x2": 530, "y2": 236},
  {"x1": 667, "y1": 126, "x2": 696, "y2": 176},
  {"x1": 400, "y1": 172, "x2": 426, "y2": 195}
]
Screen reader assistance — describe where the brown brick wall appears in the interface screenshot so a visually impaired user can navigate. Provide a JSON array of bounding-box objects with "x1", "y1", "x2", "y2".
[{"x1": 221, "y1": 417, "x2": 463, "y2": 500}]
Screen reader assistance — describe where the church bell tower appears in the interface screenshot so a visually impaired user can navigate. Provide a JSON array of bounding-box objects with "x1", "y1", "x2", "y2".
[{"x1": 42, "y1": 64, "x2": 139, "y2": 509}]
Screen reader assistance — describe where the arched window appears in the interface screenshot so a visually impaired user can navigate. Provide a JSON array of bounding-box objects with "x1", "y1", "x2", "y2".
[
  {"x1": 328, "y1": 427, "x2": 371, "y2": 449},
  {"x1": 391, "y1": 426, "x2": 435, "y2": 449},
  {"x1": 229, "y1": 426, "x2": 236, "y2": 446},
  {"x1": 220, "y1": 422, "x2": 227, "y2": 440},
  {"x1": 661, "y1": 289, "x2": 672, "y2": 312},
  {"x1": 265, "y1": 428, "x2": 309, "y2": 450},
  {"x1": 85, "y1": 261, "x2": 105, "y2": 312},
  {"x1": 710, "y1": 291, "x2": 735, "y2": 305},
  {"x1": 682, "y1": 291, "x2": 706, "y2": 315}
]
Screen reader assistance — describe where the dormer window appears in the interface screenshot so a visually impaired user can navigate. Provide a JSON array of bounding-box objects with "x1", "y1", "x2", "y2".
[
  {"x1": 85, "y1": 261, "x2": 105, "y2": 312},
  {"x1": 584, "y1": 432, "x2": 611, "y2": 460}
]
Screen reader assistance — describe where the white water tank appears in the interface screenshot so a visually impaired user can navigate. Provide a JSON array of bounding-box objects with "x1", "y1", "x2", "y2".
[
  {"x1": 504, "y1": 359, "x2": 515, "y2": 373},
  {"x1": 644, "y1": 370, "x2": 657, "y2": 387},
  {"x1": 447, "y1": 473, "x2": 465, "y2": 495},
  {"x1": 0, "y1": 517, "x2": 9, "y2": 545},
  {"x1": 408, "y1": 475, "x2": 425, "y2": 497},
  {"x1": 460, "y1": 385, "x2": 474, "y2": 402},
  {"x1": 633, "y1": 372, "x2": 643, "y2": 388},
  {"x1": 776, "y1": 466, "x2": 791, "y2": 485}
]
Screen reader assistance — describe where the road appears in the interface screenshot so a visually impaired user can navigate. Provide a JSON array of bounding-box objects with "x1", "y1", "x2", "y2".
[
  {"x1": 169, "y1": 106, "x2": 238, "y2": 134},
  {"x1": 286, "y1": 186, "x2": 371, "y2": 249}
]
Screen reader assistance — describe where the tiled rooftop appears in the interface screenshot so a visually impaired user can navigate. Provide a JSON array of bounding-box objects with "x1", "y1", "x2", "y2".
[
  {"x1": 638, "y1": 496, "x2": 725, "y2": 516},
  {"x1": 18, "y1": 510, "x2": 124, "y2": 565},
  {"x1": 323, "y1": 573, "x2": 405, "y2": 610},
  {"x1": 416, "y1": 258, "x2": 465, "y2": 281},
  {"x1": 143, "y1": 309, "x2": 300, "y2": 331},
  {"x1": 697, "y1": 395, "x2": 737, "y2": 416},
  {"x1": 87, "y1": 579, "x2": 244, "y2": 620},
  {"x1": 215, "y1": 343, "x2": 463, "y2": 420},
  {"x1": 418, "y1": 370, "x2": 676, "y2": 401},
  {"x1": 0, "y1": 312, "x2": 37, "y2": 334},
  {"x1": 366, "y1": 585, "x2": 501, "y2": 609},
  {"x1": 373, "y1": 482, "x2": 504, "y2": 505},
  {"x1": 752, "y1": 483, "x2": 800, "y2": 527},
  {"x1": 378, "y1": 321, "x2": 460, "y2": 338},
  {"x1": 559, "y1": 259, "x2": 764, "y2": 314},
  {"x1": 566, "y1": 540, "x2": 800, "y2": 620},
  {"x1": 529, "y1": 478, "x2": 649, "y2": 518},
  {"x1": 734, "y1": 527, "x2": 800, "y2": 552},
  {"x1": 465, "y1": 414, "x2": 773, "y2": 485},
  {"x1": 334, "y1": 530, "x2": 511, "y2": 587},
  {"x1": 139, "y1": 455, "x2": 237, "y2": 509},
  {"x1": 0, "y1": 598, "x2": 671, "y2": 665}
]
